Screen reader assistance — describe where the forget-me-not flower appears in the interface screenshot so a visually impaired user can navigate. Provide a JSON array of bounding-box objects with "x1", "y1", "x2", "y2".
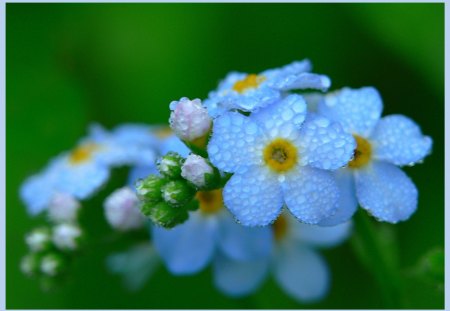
[
  {"x1": 204, "y1": 59, "x2": 331, "y2": 117},
  {"x1": 207, "y1": 94, "x2": 356, "y2": 226},
  {"x1": 214, "y1": 212, "x2": 352, "y2": 302},
  {"x1": 317, "y1": 87, "x2": 432, "y2": 223},
  {"x1": 152, "y1": 189, "x2": 273, "y2": 275}
]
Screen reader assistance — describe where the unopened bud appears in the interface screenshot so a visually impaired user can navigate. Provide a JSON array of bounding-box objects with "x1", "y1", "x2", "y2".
[
  {"x1": 104, "y1": 187, "x2": 144, "y2": 231},
  {"x1": 48, "y1": 192, "x2": 81, "y2": 223},
  {"x1": 161, "y1": 180, "x2": 195, "y2": 207},
  {"x1": 135, "y1": 175, "x2": 167, "y2": 204},
  {"x1": 20, "y1": 253, "x2": 41, "y2": 277},
  {"x1": 52, "y1": 223, "x2": 82, "y2": 251},
  {"x1": 145, "y1": 201, "x2": 188, "y2": 228},
  {"x1": 40, "y1": 253, "x2": 65, "y2": 277},
  {"x1": 157, "y1": 152, "x2": 184, "y2": 179},
  {"x1": 181, "y1": 154, "x2": 216, "y2": 188},
  {"x1": 169, "y1": 97, "x2": 211, "y2": 142},
  {"x1": 25, "y1": 227, "x2": 52, "y2": 252}
]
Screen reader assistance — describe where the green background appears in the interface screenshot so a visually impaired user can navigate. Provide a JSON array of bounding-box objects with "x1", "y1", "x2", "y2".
[{"x1": 7, "y1": 3, "x2": 444, "y2": 309}]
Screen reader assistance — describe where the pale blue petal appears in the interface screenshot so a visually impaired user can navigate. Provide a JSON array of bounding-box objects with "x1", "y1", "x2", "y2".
[
  {"x1": 268, "y1": 72, "x2": 331, "y2": 92},
  {"x1": 152, "y1": 213, "x2": 218, "y2": 275},
  {"x1": 262, "y1": 59, "x2": 312, "y2": 79},
  {"x1": 159, "y1": 135, "x2": 190, "y2": 157},
  {"x1": 318, "y1": 87, "x2": 383, "y2": 137},
  {"x1": 208, "y1": 113, "x2": 265, "y2": 173},
  {"x1": 318, "y1": 169, "x2": 358, "y2": 227},
  {"x1": 282, "y1": 166, "x2": 339, "y2": 224},
  {"x1": 20, "y1": 173, "x2": 55, "y2": 216},
  {"x1": 371, "y1": 115, "x2": 433, "y2": 166},
  {"x1": 291, "y1": 221, "x2": 352, "y2": 248},
  {"x1": 297, "y1": 114, "x2": 356, "y2": 170},
  {"x1": 112, "y1": 123, "x2": 157, "y2": 147},
  {"x1": 223, "y1": 165, "x2": 283, "y2": 227},
  {"x1": 106, "y1": 243, "x2": 160, "y2": 291},
  {"x1": 355, "y1": 161, "x2": 418, "y2": 223},
  {"x1": 218, "y1": 211, "x2": 273, "y2": 261},
  {"x1": 213, "y1": 253, "x2": 270, "y2": 298},
  {"x1": 251, "y1": 94, "x2": 307, "y2": 130},
  {"x1": 274, "y1": 244, "x2": 329, "y2": 303}
]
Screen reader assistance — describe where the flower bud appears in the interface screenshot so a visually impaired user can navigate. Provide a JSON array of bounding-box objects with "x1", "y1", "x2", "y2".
[
  {"x1": 25, "y1": 227, "x2": 52, "y2": 252},
  {"x1": 157, "y1": 152, "x2": 184, "y2": 179},
  {"x1": 52, "y1": 223, "x2": 82, "y2": 251},
  {"x1": 135, "y1": 175, "x2": 167, "y2": 204},
  {"x1": 161, "y1": 180, "x2": 195, "y2": 207},
  {"x1": 145, "y1": 201, "x2": 188, "y2": 228},
  {"x1": 48, "y1": 192, "x2": 81, "y2": 223},
  {"x1": 169, "y1": 97, "x2": 211, "y2": 142},
  {"x1": 104, "y1": 187, "x2": 145, "y2": 231},
  {"x1": 40, "y1": 253, "x2": 65, "y2": 277},
  {"x1": 20, "y1": 253, "x2": 41, "y2": 277},
  {"x1": 181, "y1": 154, "x2": 215, "y2": 188}
]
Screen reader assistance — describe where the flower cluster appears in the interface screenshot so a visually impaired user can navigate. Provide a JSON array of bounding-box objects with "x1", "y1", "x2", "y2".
[{"x1": 19, "y1": 59, "x2": 432, "y2": 303}]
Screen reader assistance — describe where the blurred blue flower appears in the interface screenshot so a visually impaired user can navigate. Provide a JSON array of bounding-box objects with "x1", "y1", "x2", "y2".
[
  {"x1": 214, "y1": 213, "x2": 352, "y2": 302},
  {"x1": 207, "y1": 94, "x2": 355, "y2": 226},
  {"x1": 317, "y1": 87, "x2": 433, "y2": 223},
  {"x1": 21, "y1": 123, "x2": 159, "y2": 215},
  {"x1": 152, "y1": 189, "x2": 273, "y2": 275},
  {"x1": 203, "y1": 59, "x2": 331, "y2": 117}
]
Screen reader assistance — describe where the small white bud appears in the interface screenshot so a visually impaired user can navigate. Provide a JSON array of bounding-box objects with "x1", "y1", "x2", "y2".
[
  {"x1": 181, "y1": 154, "x2": 214, "y2": 188},
  {"x1": 48, "y1": 192, "x2": 81, "y2": 223},
  {"x1": 104, "y1": 187, "x2": 144, "y2": 231},
  {"x1": 20, "y1": 253, "x2": 40, "y2": 277},
  {"x1": 52, "y1": 223, "x2": 82, "y2": 251},
  {"x1": 25, "y1": 227, "x2": 51, "y2": 252},
  {"x1": 169, "y1": 97, "x2": 211, "y2": 141},
  {"x1": 40, "y1": 253, "x2": 64, "y2": 277}
]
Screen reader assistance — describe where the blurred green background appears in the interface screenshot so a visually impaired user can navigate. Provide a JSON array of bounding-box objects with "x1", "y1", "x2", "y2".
[{"x1": 6, "y1": 3, "x2": 444, "y2": 309}]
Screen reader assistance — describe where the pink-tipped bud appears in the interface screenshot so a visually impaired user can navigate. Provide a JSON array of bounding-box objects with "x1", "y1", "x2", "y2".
[
  {"x1": 104, "y1": 187, "x2": 144, "y2": 231},
  {"x1": 48, "y1": 192, "x2": 81, "y2": 223},
  {"x1": 169, "y1": 97, "x2": 211, "y2": 142},
  {"x1": 181, "y1": 154, "x2": 214, "y2": 188}
]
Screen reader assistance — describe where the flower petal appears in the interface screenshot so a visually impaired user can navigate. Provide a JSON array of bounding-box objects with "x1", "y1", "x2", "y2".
[
  {"x1": 371, "y1": 115, "x2": 432, "y2": 166},
  {"x1": 269, "y1": 72, "x2": 331, "y2": 92},
  {"x1": 355, "y1": 161, "x2": 418, "y2": 223},
  {"x1": 208, "y1": 113, "x2": 265, "y2": 173},
  {"x1": 20, "y1": 173, "x2": 55, "y2": 215},
  {"x1": 223, "y1": 165, "x2": 283, "y2": 226},
  {"x1": 218, "y1": 211, "x2": 273, "y2": 261},
  {"x1": 282, "y1": 166, "x2": 339, "y2": 224},
  {"x1": 318, "y1": 169, "x2": 358, "y2": 227},
  {"x1": 290, "y1": 221, "x2": 352, "y2": 248},
  {"x1": 318, "y1": 87, "x2": 383, "y2": 137},
  {"x1": 152, "y1": 213, "x2": 218, "y2": 275},
  {"x1": 213, "y1": 253, "x2": 269, "y2": 298},
  {"x1": 251, "y1": 94, "x2": 307, "y2": 131},
  {"x1": 297, "y1": 114, "x2": 356, "y2": 170},
  {"x1": 274, "y1": 244, "x2": 329, "y2": 303}
]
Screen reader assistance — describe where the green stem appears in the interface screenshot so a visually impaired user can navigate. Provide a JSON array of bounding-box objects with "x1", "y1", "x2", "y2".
[{"x1": 351, "y1": 211, "x2": 405, "y2": 308}]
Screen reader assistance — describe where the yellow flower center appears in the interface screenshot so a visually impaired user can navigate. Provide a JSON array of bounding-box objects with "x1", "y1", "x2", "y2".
[
  {"x1": 153, "y1": 126, "x2": 173, "y2": 139},
  {"x1": 196, "y1": 189, "x2": 223, "y2": 215},
  {"x1": 263, "y1": 138, "x2": 298, "y2": 173},
  {"x1": 273, "y1": 214, "x2": 289, "y2": 241},
  {"x1": 69, "y1": 143, "x2": 99, "y2": 165},
  {"x1": 348, "y1": 135, "x2": 372, "y2": 169},
  {"x1": 232, "y1": 74, "x2": 266, "y2": 93}
]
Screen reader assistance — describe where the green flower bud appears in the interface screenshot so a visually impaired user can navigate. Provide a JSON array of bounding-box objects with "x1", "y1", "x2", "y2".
[
  {"x1": 161, "y1": 180, "x2": 195, "y2": 207},
  {"x1": 40, "y1": 253, "x2": 65, "y2": 277},
  {"x1": 20, "y1": 253, "x2": 41, "y2": 277},
  {"x1": 147, "y1": 201, "x2": 188, "y2": 228},
  {"x1": 157, "y1": 152, "x2": 184, "y2": 179},
  {"x1": 135, "y1": 175, "x2": 167, "y2": 204}
]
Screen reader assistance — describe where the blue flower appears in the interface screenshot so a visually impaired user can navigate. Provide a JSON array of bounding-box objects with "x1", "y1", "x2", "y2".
[
  {"x1": 20, "y1": 123, "x2": 159, "y2": 215},
  {"x1": 152, "y1": 189, "x2": 273, "y2": 275},
  {"x1": 214, "y1": 213, "x2": 352, "y2": 302},
  {"x1": 207, "y1": 94, "x2": 356, "y2": 226},
  {"x1": 203, "y1": 60, "x2": 331, "y2": 117},
  {"x1": 317, "y1": 87, "x2": 433, "y2": 223}
]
